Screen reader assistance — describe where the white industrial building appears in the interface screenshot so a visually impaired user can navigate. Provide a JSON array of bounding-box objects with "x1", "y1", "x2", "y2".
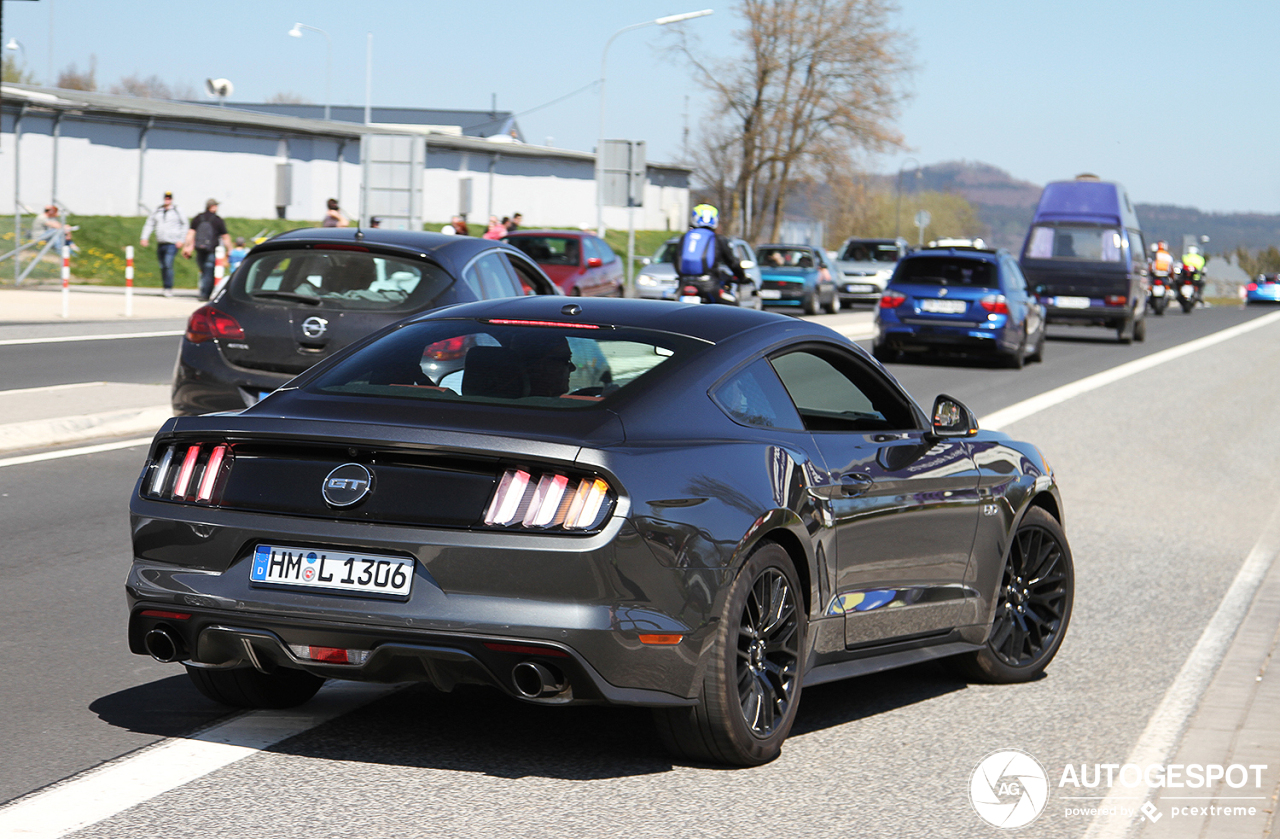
[{"x1": 0, "y1": 84, "x2": 691, "y2": 232}]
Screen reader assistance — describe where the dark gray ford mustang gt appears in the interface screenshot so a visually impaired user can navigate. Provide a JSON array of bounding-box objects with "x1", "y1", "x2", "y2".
[{"x1": 127, "y1": 296, "x2": 1073, "y2": 766}]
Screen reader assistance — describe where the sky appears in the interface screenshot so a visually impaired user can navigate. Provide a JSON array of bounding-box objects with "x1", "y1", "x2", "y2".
[{"x1": 3, "y1": 0, "x2": 1277, "y2": 214}]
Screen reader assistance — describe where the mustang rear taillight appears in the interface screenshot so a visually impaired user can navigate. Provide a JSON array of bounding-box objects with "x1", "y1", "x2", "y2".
[
  {"x1": 146, "y1": 442, "x2": 234, "y2": 505},
  {"x1": 980, "y1": 294, "x2": 1009, "y2": 314},
  {"x1": 484, "y1": 468, "x2": 612, "y2": 531},
  {"x1": 879, "y1": 291, "x2": 906, "y2": 308},
  {"x1": 185, "y1": 305, "x2": 245, "y2": 344}
]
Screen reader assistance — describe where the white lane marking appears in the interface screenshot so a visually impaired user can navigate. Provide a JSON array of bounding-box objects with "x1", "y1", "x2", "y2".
[
  {"x1": 0, "y1": 682, "x2": 401, "y2": 839},
  {"x1": 0, "y1": 330, "x2": 182, "y2": 347},
  {"x1": 1083, "y1": 501, "x2": 1280, "y2": 839},
  {"x1": 980, "y1": 311, "x2": 1280, "y2": 430},
  {"x1": 0, "y1": 382, "x2": 108, "y2": 396},
  {"x1": 0, "y1": 437, "x2": 154, "y2": 469}
]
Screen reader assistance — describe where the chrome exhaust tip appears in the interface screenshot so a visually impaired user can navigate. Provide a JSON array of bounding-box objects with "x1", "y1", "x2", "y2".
[
  {"x1": 512, "y1": 660, "x2": 565, "y2": 698},
  {"x1": 144, "y1": 627, "x2": 186, "y2": 663}
]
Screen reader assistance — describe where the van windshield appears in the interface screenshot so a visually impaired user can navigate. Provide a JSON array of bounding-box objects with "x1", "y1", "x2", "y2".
[{"x1": 1024, "y1": 225, "x2": 1123, "y2": 262}]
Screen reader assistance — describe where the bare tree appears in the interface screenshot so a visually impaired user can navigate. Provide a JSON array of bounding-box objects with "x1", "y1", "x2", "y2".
[
  {"x1": 110, "y1": 74, "x2": 197, "y2": 100},
  {"x1": 681, "y1": 0, "x2": 911, "y2": 242},
  {"x1": 56, "y1": 57, "x2": 97, "y2": 91},
  {"x1": 267, "y1": 92, "x2": 313, "y2": 105},
  {"x1": 2, "y1": 55, "x2": 37, "y2": 85}
]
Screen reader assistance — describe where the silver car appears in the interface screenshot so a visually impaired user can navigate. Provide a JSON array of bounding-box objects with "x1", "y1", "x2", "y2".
[
  {"x1": 636, "y1": 236, "x2": 763, "y2": 303},
  {"x1": 834, "y1": 237, "x2": 908, "y2": 305}
]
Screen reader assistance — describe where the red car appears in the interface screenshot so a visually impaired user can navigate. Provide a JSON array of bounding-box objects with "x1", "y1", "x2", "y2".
[{"x1": 505, "y1": 230, "x2": 624, "y2": 297}]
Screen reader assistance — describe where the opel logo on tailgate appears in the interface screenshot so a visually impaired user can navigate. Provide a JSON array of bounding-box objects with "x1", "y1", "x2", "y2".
[
  {"x1": 301, "y1": 316, "x2": 329, "y2": 338},
  {"x1": 323, "y1": 463, "x2": 373, "y2": 507}
]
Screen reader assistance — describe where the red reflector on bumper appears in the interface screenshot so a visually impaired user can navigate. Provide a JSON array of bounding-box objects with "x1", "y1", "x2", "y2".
[
  {"x1": 139, "y1": 610, "x2": 192, "y2": 620},
  {"x1": 310, "y1": 646, "x2": 350, "y2": 664}
]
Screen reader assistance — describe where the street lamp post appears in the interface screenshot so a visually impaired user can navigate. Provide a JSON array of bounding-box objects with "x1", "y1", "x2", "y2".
[
  {"x1": 894, "y1": 157, "x2": 920, "y2": 240},
  {"x1": 596, "y1": 9, "x2": 712, "y2": 237},
  {"x1": 288, "y1": 22, "x2": 332, "y2": 121}
]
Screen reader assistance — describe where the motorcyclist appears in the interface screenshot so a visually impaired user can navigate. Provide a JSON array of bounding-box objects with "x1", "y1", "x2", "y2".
[
  {"x1": 1182, "y1": 245, "x2": 1206, "y2": 304},
  {"x1": 670, "y1": 203, "x2": 747, "y2": 302},
  {"x1": 1152, "y1": 241, "x2": 1174, "y2": 277}
]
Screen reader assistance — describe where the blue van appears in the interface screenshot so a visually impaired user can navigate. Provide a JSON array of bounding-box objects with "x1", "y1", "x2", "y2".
[{"x1": 1018, "y1": 175, "x2": 1148, "y2": 343}]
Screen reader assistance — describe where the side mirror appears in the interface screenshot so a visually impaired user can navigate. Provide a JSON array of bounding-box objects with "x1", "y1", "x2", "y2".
[
  {"x1": 928, "y1": 394, "x2": 979, "y2": 439},
  {"x1": 640, "y1": 257, "x2": 652, "y2": 266},
  {"x1": 586, "y1": 257, "x2": 603, "y2": 268}
]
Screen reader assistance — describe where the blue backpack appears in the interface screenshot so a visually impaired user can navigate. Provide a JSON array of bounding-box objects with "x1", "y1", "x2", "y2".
[{"x1": 677, "y1": 228, "x2": 716, "y2": 276}]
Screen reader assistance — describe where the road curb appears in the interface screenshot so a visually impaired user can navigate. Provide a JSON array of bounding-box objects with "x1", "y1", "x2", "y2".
[{"x1": 0, "y1": 406, "x2": 172, "y2": 454}]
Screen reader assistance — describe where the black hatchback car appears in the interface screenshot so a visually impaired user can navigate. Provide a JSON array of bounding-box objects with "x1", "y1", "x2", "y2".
[
  {"x1": 130, "y1": 296, "x2": 1073, "y2": 766},
  {"x1": 172, "y1": 228, "x2": 559, "y2": 415}
]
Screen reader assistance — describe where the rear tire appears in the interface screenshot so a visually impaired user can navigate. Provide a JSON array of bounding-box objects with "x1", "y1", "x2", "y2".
[
  {"x1": 1026, "y1": 328, "x2": 1046, "y2": 363},
  {"x1": 185, "y1": 664, "x2": 324, "y2": 709},
  {"x1": 1180, "y1": 298, "x2": 1194, "y2": 314},
  {"x1": 1133, "y1": 317, "x2": 1146, "y2": 342},
  {"x1": 872, "y1": 344, "x2": 899, "y2": 364},
  {"x1": 824, "y1": 290, "x2": 841, "y2": 314},
  {"x1": 803, "y1": 290, "x2": 820, "y2": 316},
  {"x1": 653, "y1": 542, "x2": 805, "y2": 766}
]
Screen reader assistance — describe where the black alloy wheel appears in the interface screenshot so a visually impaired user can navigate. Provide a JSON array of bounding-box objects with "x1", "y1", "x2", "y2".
[
  {"x1": 953, "y1": 506, "x2": 1073, "y2": 683},
  {"x1": 653, "y1": 542, "x2": 805, "y2": 765}
]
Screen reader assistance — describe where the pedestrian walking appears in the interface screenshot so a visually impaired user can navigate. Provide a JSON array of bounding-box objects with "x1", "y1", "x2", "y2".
[
  {"x1": 140, "y1": 191, "x2": 187, "y2": 296},
  {"x1": 183, "y1": 198, "x2": 232, "y2": 301}
]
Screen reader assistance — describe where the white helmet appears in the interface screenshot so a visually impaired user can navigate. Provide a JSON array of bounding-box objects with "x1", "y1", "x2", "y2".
[{"x1": 1187, "y1": 246, "x2": 1199, "y2": 255}]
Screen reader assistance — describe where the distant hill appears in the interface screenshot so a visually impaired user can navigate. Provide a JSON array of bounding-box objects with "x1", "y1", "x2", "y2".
[{"x1": 897, "y1": 161, "x2": 1280, "y2": 255}]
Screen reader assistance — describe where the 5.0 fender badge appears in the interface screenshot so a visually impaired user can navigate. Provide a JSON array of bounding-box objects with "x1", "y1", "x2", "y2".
[{"x1": 323, "y1": 463, "x2": 373, "y2": 507}]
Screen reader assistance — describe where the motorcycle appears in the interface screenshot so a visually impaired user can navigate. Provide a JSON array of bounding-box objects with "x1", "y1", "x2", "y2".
[
  {"x1": 677, "y1": 267, "x2": 739, "y2": 305},
  {"x1": 1173, "y1": 263, "x2": 1200, "y2": 314},
  {"x1": 1148, "y1": 261, "x2": 1170, "y2": 315}
]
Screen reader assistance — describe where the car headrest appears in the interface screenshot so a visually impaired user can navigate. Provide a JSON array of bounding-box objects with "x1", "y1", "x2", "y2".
[{"x1": 461, "y1": 346, "x2": 528, "y2": 399}]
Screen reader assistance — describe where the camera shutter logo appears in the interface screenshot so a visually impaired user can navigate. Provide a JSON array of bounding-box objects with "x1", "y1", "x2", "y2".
[
  {"x1": 323, "y1": 463, "x2": 373, "y2": 507},
  {"x1": 969, "y1": 749, "x2": 1049, "y2": 829}
]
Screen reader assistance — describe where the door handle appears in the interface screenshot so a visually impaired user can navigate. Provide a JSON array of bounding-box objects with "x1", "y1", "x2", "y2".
[{"x1": 840, "y1": 472, "x2": 874, "y2": 496}]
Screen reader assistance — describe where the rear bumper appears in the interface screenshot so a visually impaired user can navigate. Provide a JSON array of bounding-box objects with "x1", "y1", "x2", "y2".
[
  {"x1": 877, "y1": 323, "x2": 1016, "y2": 354},
  {"x1": 1042, "y1": 303, "x2": 1129, "y2": 327},
  {"x1": 173, "y1": 340, "x2": 296, "y2": 416}
]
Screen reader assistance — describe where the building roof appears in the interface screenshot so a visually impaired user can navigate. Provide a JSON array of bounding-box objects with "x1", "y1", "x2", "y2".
[
  {"x1": 0, "y1": 84, "x2": 690, "y2": 173},
  {"x1": 211, "y1": 103, "x2": 523, "y2": 140}
]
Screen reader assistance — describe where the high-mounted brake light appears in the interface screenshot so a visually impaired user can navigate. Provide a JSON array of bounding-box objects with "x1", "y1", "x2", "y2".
[
  {"x1": 879, "y1": 291, "x2": 906, "y2": 309},
  {"x1": 484, "y1": 469, "x2": 613, "y2": 531},
  {"x1": 485, "y1": 319, "x2": 601, "y2": 330}
]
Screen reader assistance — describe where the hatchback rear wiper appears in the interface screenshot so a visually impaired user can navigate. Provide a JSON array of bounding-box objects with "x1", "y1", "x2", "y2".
[{"x1": 249, "y1": 290, "x2": 322, "y2": 305}]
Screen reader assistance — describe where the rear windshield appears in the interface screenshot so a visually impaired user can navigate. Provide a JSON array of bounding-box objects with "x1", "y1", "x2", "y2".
[
  {"x1": 507, "y1": 236, "x2": 580, "y2": 266},
  {"x1": 758, "y1": 247, "x2": 819, "y2": 269},
  {"x1": 233, "y1": 248, "x2": 453, "y2": 311},
  {"x1": 1024, "y1": 225, "x2": 1123, "y2": 262},
  {"x1": 895, "y1": 257, "x2": 994, "y2": 287},
  {"x1": 839, "y1": 241, "x2": 901, "y2": 262},
  {"x1": 308, "y1": 319, "x2": 707, "y2": 409}
]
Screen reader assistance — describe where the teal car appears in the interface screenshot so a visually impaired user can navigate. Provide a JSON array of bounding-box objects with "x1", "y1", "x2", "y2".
[{"x1": 755, "y1": 244, "x2": 840, "y2": 314}]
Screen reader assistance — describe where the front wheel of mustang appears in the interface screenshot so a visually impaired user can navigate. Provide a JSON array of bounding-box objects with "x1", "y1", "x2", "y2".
[
  {"x1": 653, "y1": 542, "x2": 805, "y2": 766},
  {"x1": 953, "y1": 506, "x2": 1073, "y2": 683},
  {"x1": 185, "y1": 664, "x2": 325, "y2": 709}
]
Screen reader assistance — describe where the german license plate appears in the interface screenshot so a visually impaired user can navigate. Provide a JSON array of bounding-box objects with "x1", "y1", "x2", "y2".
[
  {"x1": 759, "y1": 288, "x2": 782, "y2": 299},
  {"x1": 1151, "y1": 285, "x2": 1165, "y2": 297},
  {"x1": 920, "y1": 298, "x2": 967, "y2": 314},
  {"x1": 1054, "y1": 296, "x2": 1091, "y2": 309},
  {"x1": 843, "y1": 283, "x2": 874, "y2": 293},
  {"x1": 250, "y1": 545, "x2": 414, "y2": 597},
  {"x1": 1182, "y1": 285, "x2": 1194, "y2": 296},
  {"x1": 679, "y1": 294, "x2": 702, "y2": 304}
]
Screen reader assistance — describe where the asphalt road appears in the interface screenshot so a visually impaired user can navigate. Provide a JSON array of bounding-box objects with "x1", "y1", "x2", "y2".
[{"x1": 2, "y1": 303, "x2": 1278, "y2": 838}]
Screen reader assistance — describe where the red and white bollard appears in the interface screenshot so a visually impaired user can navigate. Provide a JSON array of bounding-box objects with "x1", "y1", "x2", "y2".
[
  {"x1": 61, "y1": 245, "x2": 71, "y2": 318},
  {"x1": 125, "y1": 245, "x2": 134, "y2": 317},
  {"x1": 213, "y1": 244, "x2": 227, "y2": 296}
]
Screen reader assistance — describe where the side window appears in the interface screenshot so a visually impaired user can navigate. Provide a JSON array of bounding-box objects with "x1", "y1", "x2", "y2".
[
  {"x1": 770, "y1": 348, "x2": 917, "y2": 432},
  {"x1": 1128, "y1": 230, "x2": 1145, "y2": 264},
  {"x1": 595, "y1": 237, "x2": 618, "y2": 264},
  {"x1": 464, "y1": 252, "x2": 521, "y2": 299},
  {"x1": 712, "y1": 359, "x2": 804, "y2": 430},
  {"x1": 502, "y1": 253, "x2": 552, "y2": 296},
  {"x1": 582, "y1": 237, "x2": 602, "y2": 264},
  {"x1": 1004, "y1": 257, "x2": 1029, "y2": 296}
]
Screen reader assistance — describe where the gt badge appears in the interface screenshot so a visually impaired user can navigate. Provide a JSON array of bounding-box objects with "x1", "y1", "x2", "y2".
[{"x1": 323, "y1": 463, "x2": 373, "y2": 507}]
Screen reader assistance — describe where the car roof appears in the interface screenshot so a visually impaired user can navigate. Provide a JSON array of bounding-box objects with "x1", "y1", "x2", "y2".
[
  {"x1": 505, "y1": 229, "x2": 594, "y2": 240},
  {"x1": 256, "y1": 226, "x2": 530, "y2": 275},
  {"x1": 903, "y1": 247, "x2": 1003, "y2": 262},
  {"x1": 404, "y1": 294, "x2": 802, "y2": 345}
]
